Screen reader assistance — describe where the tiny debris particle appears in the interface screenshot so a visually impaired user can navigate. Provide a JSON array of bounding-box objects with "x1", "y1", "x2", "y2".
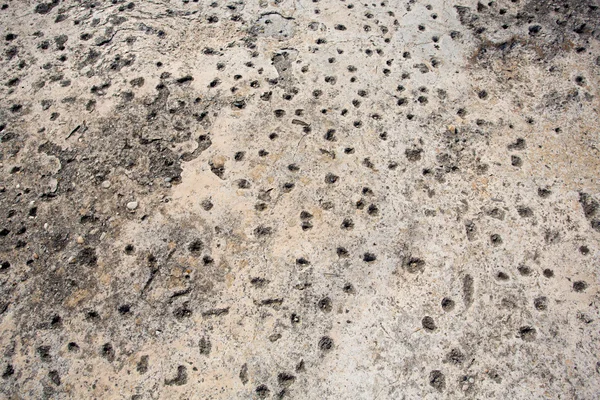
[{"x1": 126, "y1": 201, "x2": 138, "y2": 210}]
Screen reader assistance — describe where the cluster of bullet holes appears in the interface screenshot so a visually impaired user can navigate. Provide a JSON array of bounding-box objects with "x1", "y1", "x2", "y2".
[{"x1": 0, "y1": 0, "x2": 598, "y2": 397}]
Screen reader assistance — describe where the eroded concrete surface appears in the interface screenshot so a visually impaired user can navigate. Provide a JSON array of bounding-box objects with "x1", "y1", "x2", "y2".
[{"x1": 1, "y1": 0, "x2": 599, "y2": 398}]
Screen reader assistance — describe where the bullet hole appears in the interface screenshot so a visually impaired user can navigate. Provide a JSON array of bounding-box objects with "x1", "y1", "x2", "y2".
[
  {"x1": 538, "y1": 187, "x2": 551, "y2": 198},
  {"x1": 528, "y1": 25, "x2": 541, "y2": 35},
  {"x1": 136, "y1": 355, "x2": 149, "y2": 374},
  {"x1": 325, "y1": 173, "x2": 339, "y2": 184},
  {"x1": 296, "y1": 257, "x2": 310, "y2": 266},
  {"x1": 543, "y1": 269, "x2": 554, "y2": 278},
  {"x1": 337, "y1": 247, "x2": 349, "y2": 257},
  {"x1": 445, "y1": 348, "x2": 464, "y2": 365},
  {"x1": 496, "y1": 271, "x2": 509, "y2": 281},
  {"x1": 165, "y1": 366, "x2": 188, "y2": 386},
  {"x1": 201, "y1": 199, "x2": 214, "y2": 211},
  {"x1": 573, "y1": 281, "x2": 587, "y2": 292},
  {"x1": 534, "y1": 296, "x2": 547, "y2": 310},
  {"x1": 301, "y1": 221, "x2": 313, "y2": 230},
  {"x1": 405, "y1": 148, "x2": 423, "y2": 161},
  {"x1": 575, "y1": 76, "x2": 585, "y2": 86},
  {"x1": 123, "y1": 244, "x2": 135, "y2": 255},
  {"x1": 282, "y1": 182, "x2": 295, "y2": 192},
  {"x1": 254, "y1": 226, "x2": 273, "y2": 237},
  {"x1": 188, "y1": 239, "x2": 203, "y2": 254},
  {"x1": 199, "y1": 337, "x2": 211, "y2": 355},
  {"x1": 67, "y1": 342, "x2": 79, "y2": 352},
  {"x1": 441, "y1": 297, "x2": 455, "y2": 312},
  {"x1": 367, "y1": 204, "x2": 379, "y2": 216},
  {"x1": 508, "y1": 138, "x2": 526, "y2": 150},
  {"x1": 490, "y1": 234, "x2": 503, "y2": 246},
  {"x1": 363, "y1": 252, "x2": 376, "y2": 262},
  {"x1": 318, "y1": 297, "x2": 332, "y2": 312},
  {"x1": 278, "y1": 372, "x2": 296, "y2": 387},
  {"x1": 288, "y1": 164, "x2": 300, "y2": 172},
  {"x1": 101, "y1": 343, "x2": 115, "y2": 361},
  {"x1": 237, "y1": 179, "x2": 251, "y2": 189},
  {"x1": 3, "y1": 364, "x2": 14, "y2": 379},
  {"x1": 285, "y1": 311, "x2": 301, "y2": 325},
  {"x1": 0, "y1": 261, "x2": 10, "y2": 271},
  {"x1": 324, "y1": 129, "x2": 336, "y2": 141},
  {"x1": 405, "y1": 257, "x2": 425, "y2": 273},
  {"x1": 256, "y1": 384, "x2": 270, "y2": 398},
  {"x1": 77, "y1": 247, "x2": 98, "y2": 267},
  {"x1": 465, "y1": 220, "x2": 477, "y2": 241},
  {"x1": 355, "y1": 199, "x2": 365, "y2": 210},
  {"x1": 173, "y1": 305, "x2": 192, "y2": 319},
  {"x1": 118, "y1": 304, "x2": 131, "y2": 314},
  {"x1": 579, "y1": 245, "x2": 589, "y2": 255},
  {"x1": 518, "y1": 326, "x2": 536, "y2": 341},
  {"x1": 517, "y1": 265, "x2": 532, "y2": 276},
  {"x1": 341, "y1": 218, "x2": 354, "y2": 230},
  {"x1": 318, "y1": 336, "x2": 334, "y2": 352},
  {"x1": 231, "y1": 99, "x2": 246, "y2": 109},
  {"x1": 422, "y1": 316, "x2": 436, "y2": 331},
  {"x1": 429, "y1": 370, "x2": 446, "y2": 392},
  {"x1": 250, "y1": 277, "x2": 269, "y2": 289},
  {"x1": 49, "y1": 370, "x2": 61, "y2": 386},
  {"x1": 450, "y1": 30, "x2": 462, "y2": 39},
  {"x1": 577, "y1": 312, "x2": 593, "y2": 324},
  {"x1": 339, "y1": 282, "x2": 355, "y2": 295}
]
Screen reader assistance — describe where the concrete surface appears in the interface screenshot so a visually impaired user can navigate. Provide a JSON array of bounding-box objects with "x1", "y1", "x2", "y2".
[{"x1": 0, "y1": 0, "x2": 599, "y2": 398}]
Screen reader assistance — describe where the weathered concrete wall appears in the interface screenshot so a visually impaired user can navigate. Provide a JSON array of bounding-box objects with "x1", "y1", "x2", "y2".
[{"x1": 0, "y1": 0, "x2": 599, "y2": 398}]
